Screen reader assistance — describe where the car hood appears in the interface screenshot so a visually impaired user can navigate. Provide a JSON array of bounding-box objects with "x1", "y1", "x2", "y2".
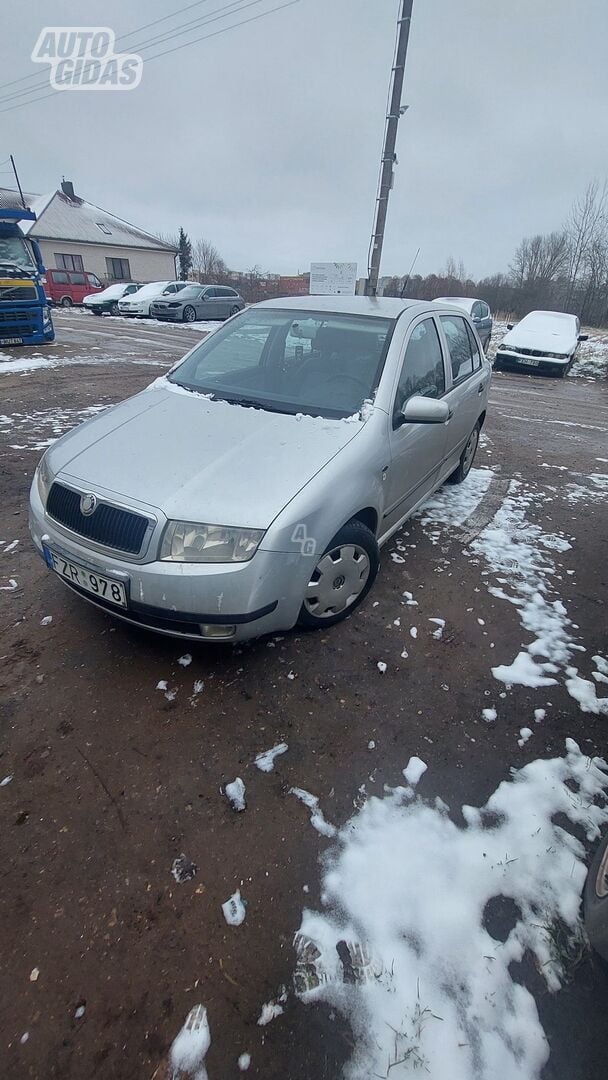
[
  {"x1": 49, "y1": 383, "x2": 364, "y2": 528},
  {"x1": 501, "y1": 325, "x2": 576, "y2": 353}
]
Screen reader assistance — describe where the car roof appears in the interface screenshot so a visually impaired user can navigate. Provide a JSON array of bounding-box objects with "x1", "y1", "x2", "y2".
[
  {"x1": 520, "y1": 309, "x2": 576, "y2": 323},
  {"x1": 256, "y1": 295, "x2": 424, "y2": 319},
  {"x1": 434, "y1": 297, "x2": 479, "y2": 310}
]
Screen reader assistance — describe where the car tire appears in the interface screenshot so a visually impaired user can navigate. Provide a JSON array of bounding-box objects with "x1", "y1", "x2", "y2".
[
  {"x1": 92, "y1": 309, "x2": 103, "y2": 316},
  {"x1": 230, "y1": 305, "x2": 240, "y2": 316},
  {"x1": 110, "y1": 301, "x2": 120, "y2": 316},
  {"x1": 60, "y1": 296, "x2": 73, "y2": 308},
  {"x1": 183, "y1": 305, "x2": 196, "y2": 323},
  {"x1": 584, "y1": 834, "x2": 608, "y2": 962},
  {"x1": 447, "y1": 422, "x2": 481, "y2": 485},
  {"x1": 297, "y1": 519, "x2": 379, "y2": 630}
]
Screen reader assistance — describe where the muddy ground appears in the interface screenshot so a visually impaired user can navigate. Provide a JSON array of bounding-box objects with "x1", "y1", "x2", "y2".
[{"x1": 1, "y1": 310, "x2": 607, "y2": 1079}]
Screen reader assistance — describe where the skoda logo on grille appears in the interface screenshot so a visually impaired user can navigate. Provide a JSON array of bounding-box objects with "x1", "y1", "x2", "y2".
[{"x1": 80, "y1": 492, "x2": 98, "y2": 517}]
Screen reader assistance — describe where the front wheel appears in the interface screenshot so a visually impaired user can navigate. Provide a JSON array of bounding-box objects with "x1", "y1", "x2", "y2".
[
  {"x1": 448, "y1": 422, "x2": 480, "y2": 484},
  {"x1": 110, "y1": 301, "x2": 120, "y2": 315},
  {"x1": 183, "y1": 305, "x2": 196, "y2": 323},
  {"x1": 584, "y1": 834, "x2": 608, "y2": 962},
  {"x1": 297, "y1": 520, "x2": 379, "y2": 630},
  {"x1": 229, "y1": 305, "x2": 240, "y2": 316}
]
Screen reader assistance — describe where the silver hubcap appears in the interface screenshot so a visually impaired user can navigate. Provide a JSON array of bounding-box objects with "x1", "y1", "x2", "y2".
[
  {"x1": 304, "y1": 543, "x2": 370, "y2": 619},
  {"x1": 184, "y1": 307, "x2": 195, "y2": 321},
  {"x1": 463, "y1": 428, "x2": 478, "y2": 475}
]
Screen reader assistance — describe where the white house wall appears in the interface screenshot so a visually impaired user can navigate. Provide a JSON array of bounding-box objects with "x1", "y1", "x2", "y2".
[{"x1": 37, "y1": 240, "x2": 176, "y2": 282}]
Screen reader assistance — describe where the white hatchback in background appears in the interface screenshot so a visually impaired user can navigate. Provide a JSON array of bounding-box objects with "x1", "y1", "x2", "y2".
[
  {"x1": 118, "y1": 281, "x2": 188, "y2": 317},
  {"x1": 495, "y1": 310, "x2": 588, "y2": 377}
]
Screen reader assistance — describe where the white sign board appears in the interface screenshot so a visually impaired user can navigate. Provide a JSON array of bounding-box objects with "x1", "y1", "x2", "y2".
[{"x1": 309, "y1": 262, "x2": 357, "y2": 295}]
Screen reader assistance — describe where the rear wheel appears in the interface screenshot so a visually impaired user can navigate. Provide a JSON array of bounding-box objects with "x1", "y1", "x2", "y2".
[
  {"x1": 448, "y1": 422, "x2": 480, "y2": 484},
  {"x1": 60, "y1": 296, "x2": 73, "y2": 308},
  {"x1": 297, "y1": 520, "x2": 379, "y2": 630},
  {"x1": 230, "y1": 305, "x2": 240, "y2": 316},
  {"x1": 183, "y1": 305, "x2": 196, "y2": 323}
]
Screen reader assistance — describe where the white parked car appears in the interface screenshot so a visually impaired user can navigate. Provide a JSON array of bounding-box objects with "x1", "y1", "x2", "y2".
[
  {"x1": 118, "y1": 281, "x2": 191, "y2": 317},
  {"x1": 495, "y1": 310, "x2": 587, "y2": 377}
]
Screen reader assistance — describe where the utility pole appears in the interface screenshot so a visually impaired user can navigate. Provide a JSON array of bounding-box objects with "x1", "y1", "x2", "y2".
[
  {"x1": 365, "y1": 0, "x2": 414, "y2": 296},
  {"x1": 10, "y1": 154, "x2": 27, "y2": 209}
]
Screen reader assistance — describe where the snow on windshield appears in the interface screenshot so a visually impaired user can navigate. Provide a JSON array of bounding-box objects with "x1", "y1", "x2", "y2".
[{"x1": 131, "y1": 281, "x2": 170, "y2": 298}]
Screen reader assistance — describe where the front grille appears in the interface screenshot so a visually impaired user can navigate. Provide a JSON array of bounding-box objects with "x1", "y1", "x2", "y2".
[
  {"x1": 47, "y1": 483, "x2": 149, "y2": 555},
  {"x1": 0, "y1": 309, "x2": 37, "y2": 325}
]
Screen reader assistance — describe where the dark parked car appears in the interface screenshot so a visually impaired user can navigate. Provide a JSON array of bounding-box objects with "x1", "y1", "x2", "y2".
[
  {"x1": 151, "y1": 284, "x2": 245, "y2": 323},
  {"x1": 435, "y1": 297, "x2": 493, "y2": 351}
]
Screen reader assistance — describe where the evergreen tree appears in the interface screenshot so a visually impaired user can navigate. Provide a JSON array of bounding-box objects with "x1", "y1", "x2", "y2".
[{"x1": 177, "y1": 227, "x2": 192, "y2": 280}]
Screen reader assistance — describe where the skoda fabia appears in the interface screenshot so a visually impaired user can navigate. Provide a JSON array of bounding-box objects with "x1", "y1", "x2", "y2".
[{"x1": 30, "y1": 297, "x2": 491, "y2": 642}]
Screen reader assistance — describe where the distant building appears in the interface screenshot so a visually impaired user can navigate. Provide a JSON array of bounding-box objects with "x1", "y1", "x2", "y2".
[
  {"x1": 0, "y1": 179, "x2": 176, "y2": 282},
  {"x1": 277, "y1": 274, "x2": 309, "y2": 297}
]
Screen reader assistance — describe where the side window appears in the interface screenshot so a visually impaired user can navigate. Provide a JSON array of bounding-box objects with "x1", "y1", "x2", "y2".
[
  {"x1": 52, "y1": 271, "x2": 69, "y2": 284},
  {"x1": 465, "y1": 322, "x2": 482, "y2": 369},
  {"x1": 440, "y1": 315, "x2": 474, "y2": 384},
  {"x1": 471, "y1": 302, "x2": 482, "y2": 319},
  {"x1": 480, "y1": 302, "x2": 489, "y2": 318},
  {"x1": 206, "y1": 287, "x2": 219, "y2": 297},
  {"x1": 70, "y1": 272, "x2": 86, "y2": 285},
  {"x1": 393, "y1": 318, "x2": 446, "y2": 421},
  {"x1": 87, "y1": 273, "x2": 102, "y2": 287}
]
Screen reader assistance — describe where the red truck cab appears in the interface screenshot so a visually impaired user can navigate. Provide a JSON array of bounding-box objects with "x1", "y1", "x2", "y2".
[{"x1": 45, "y1": 268, "x2": 103, "y2": 307}]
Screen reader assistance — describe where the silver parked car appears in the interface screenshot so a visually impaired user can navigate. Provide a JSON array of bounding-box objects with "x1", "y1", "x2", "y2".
[
  {"x1": 29, "y1": 297, "x2": 491, "y2": 643},
  {"x1": 151, "y1": 284, "x2": 245, "y2": 323}
]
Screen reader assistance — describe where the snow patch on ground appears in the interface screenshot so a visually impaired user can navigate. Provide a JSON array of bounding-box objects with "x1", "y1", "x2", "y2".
[
  {"x1": 255, "y1": 743, "x2": 288, "y2": 772},
  {"x1": 289, "y1": 787, "x2": 337, "y2": 838},
  {"x1": 294, "y1": 741, "x2": 608, "y2": 1080},
  {"x1": 169, "y1": 1004, "x2": 210, "y2": 1080},
  {"x1": 418, "y1": 466, "x2": 494, "y2": 530}
]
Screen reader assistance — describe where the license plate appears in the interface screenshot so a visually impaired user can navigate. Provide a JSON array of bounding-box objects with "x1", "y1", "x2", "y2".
[
  {"x1": 44, "y1": 546, "x2": 127, "y2": 607},
  {"x1": 519, "y1": 357, "x2": 539, "y2": 367},
  {"x1": 0, "y1": 336, "x2": 23, "y2": 345}
]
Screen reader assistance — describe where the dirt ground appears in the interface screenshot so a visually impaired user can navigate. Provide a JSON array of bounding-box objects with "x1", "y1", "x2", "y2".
[{"x1": 1, "y1": 310, "x2": 607, "y2": 1079}]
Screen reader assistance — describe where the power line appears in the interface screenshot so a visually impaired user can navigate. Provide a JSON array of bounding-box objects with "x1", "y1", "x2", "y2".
[
  {"x1": 0, "y1": 0, "x2": 270, "y2": 107},
  {"x1": 0, "y1": 0, "x2": 300, "y2": 116}
]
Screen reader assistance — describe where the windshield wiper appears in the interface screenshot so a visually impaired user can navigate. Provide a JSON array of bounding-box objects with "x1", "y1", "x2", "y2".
[{"x1": 214, "y1": 395, "x2": 293, "y2": 414}]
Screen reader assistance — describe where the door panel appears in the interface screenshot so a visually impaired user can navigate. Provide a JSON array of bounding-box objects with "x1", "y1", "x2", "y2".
[
  {"x1": 383, "y1": 317, "x2": 449, "y2": 531},
  {"x1": 439, "y1": 314, "x2": 486, "y2": 472}
]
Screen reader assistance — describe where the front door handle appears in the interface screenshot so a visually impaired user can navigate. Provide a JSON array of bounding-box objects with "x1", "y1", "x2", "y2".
[{"x1": 478, "y1": 382, "x2": 486, "y2": 394}]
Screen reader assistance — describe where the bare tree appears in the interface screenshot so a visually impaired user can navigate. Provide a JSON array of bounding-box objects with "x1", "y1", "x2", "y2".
[
  {"x1": 191, "y1": 238, "x2": 227, "y2": 282},
  {"x1": 565, "y1": 181, "x2": 608, "y2": 305}
]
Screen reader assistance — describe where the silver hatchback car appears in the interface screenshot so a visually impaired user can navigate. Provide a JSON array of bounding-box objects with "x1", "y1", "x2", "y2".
[{"x1": 29, "y1": 297, "x2": 490, "y2": 642}]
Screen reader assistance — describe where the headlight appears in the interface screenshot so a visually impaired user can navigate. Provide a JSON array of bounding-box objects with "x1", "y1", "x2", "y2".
[
  {"x1": 36, "y1": 452, "x2": 54, "y2": 506},
  {"x1": 168, "y1": 303, "x2": 180, "y2": 308},
  {"x1": 160, "y1": 522, "x2": 265, "y2": 563}
]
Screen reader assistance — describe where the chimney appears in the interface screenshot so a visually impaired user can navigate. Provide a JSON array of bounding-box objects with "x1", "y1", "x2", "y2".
[{"x1": 61, "y1": 178, "x2": 75, "y2": 200}]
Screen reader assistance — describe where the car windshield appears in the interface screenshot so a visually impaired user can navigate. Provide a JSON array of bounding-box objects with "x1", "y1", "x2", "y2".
[
  {"x1": 169, "y1": 307, "x2": 394, "y2": 418},
  {"x1": 176, "y1": 286, "x2": 202, "y2": 298},
  {"x1": 0, "y1": 236, "x2": 36, "y2": 272},
  {"x1": 133, "y1": 282, "x2": 169, "y2": 298},
  {"x1": 96, "y1": 284, "x2": 127, "y2": 299}
]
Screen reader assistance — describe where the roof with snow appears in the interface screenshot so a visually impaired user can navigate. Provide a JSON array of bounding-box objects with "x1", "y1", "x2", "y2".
[{"x1": 0, "y1": 186, "x2": 176, "y2": 253}]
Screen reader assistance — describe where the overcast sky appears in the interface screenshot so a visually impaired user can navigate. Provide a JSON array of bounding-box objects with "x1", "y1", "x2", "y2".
[{"x1": 3, "y1": 0, "x2": 608, "y2": 280}]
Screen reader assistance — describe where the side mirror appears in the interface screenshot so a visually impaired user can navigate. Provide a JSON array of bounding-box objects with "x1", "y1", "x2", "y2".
[
  {"x1": 506, "y1": 323, "x2": 514, "y2": 330},
  {"x1": 398, "y1": 395, "x2": 450, "y2": 426},
  {"x1": 578, "y1": 334, "x2": 588, "y2": 342}
]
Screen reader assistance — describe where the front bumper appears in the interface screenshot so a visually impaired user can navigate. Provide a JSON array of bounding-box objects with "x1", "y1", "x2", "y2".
[
  {"x1": 29, "y1": 485, "x2": 304, "y2": 642},
  {"x1": 495, "y1": 349, "x2": 570, "y2": 374},
  {"x1": 151, "y1": 308, "x2": 181, "y2": 321}
]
